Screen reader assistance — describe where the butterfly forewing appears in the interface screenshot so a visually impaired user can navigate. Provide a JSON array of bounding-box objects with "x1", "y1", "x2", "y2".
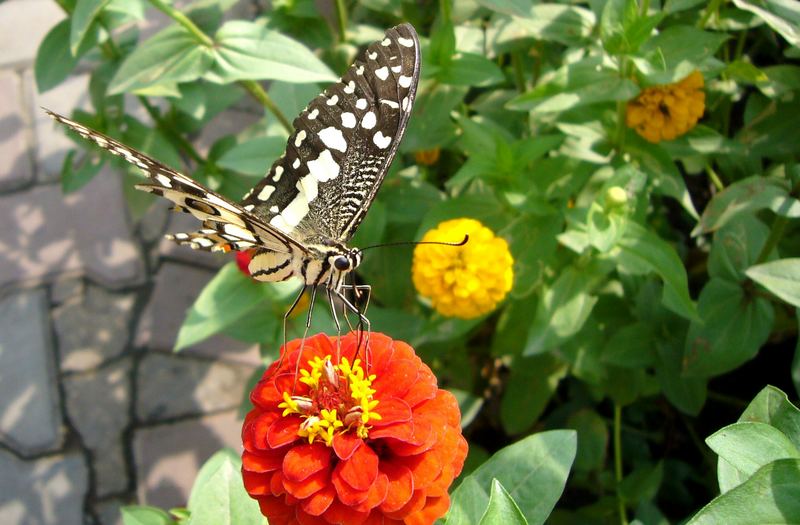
[
  {"x1": 241, "y1": 23, "x2": 420, "y2": 243},
  {"x1": 43, "y1": 109, "x2": 301, "y2": 255}
]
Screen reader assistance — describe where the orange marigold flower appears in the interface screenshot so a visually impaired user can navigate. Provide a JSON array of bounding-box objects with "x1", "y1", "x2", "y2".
[
  {"x1": 412, "y1": 218, "x2": 514, "y2": 319},
  {"x1": 414, "y1": 148, "x2": 440, "y2": 166},
  {"x1": 626, "y1": 70, "x2": 705, "y2": 143},
  {"x1": 241, "y1": 332, "x2": 468, "y2": 525}
]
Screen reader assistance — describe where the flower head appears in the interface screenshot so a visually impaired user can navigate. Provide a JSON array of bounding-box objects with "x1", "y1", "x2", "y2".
[
  {"x1": 242, "y1": 332, "x2": 468, "y2": 525},
  {"x1": 412, "y1": 218, "x2": 513, "y2": 319},
  {"x1": 626, "y1": 70, "x2": 705, "y2": 143}
]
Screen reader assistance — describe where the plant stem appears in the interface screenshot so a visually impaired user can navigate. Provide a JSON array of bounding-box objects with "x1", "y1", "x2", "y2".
[
  {"x1": 705, "y1": 164, "x2": 725, "y2": 191},
  {"x1": 148, "y1": 0, "x2": 214, "y2": 46},
  {"x1": 614, "y1": 404, "x2": 628, "y2": 525},
  {"x1": 614, "y1": 56, "x2": 630, "y2": 153},
  {"x1": 240, "y1": 80, "x2": 293, "y2": 133},
  {"x1": 147, "y1": 0, "x2": 293, "y2": 134},
  {"x1": 511, "y1": 51, "x2": 526, "y2": 93},
  {"x1": 441, "y1": 0, "x2": 452, "y2": 22},
  {"x1": 640, "y1": 0, "x2": 650, "y2": 16},
  {"x1": 755, "y1": 214, "x2": 789, "y2": 264},
  {"x1": 334, "y1": 0, "x2": 348, "y2": 43},
  {"x1": 697, "y1": 0, "x2": 723, "y2": 28}
]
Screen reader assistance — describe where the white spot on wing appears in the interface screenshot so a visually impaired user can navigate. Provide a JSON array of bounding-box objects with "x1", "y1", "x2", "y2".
[
  {"x1": 391, "y1": 65, "x2": 402, "y2": 73},
  {"x1": 155, "y1": 173, "x2": 172, "y2": 187},
  {"x1": 293, "y1": 158, "x2": 301, "y2": 169},
  {"x1": 223, "y1": 224, "x2": 256, "y2": 242},
  {"x1": 356, "y1": 99, "x2": 368, "y2": 110},
  {"x1": 375, "y1": 66, "x2": 389, "y2": 80},
  {"x1": 294, "y1": 130, "x2": 306, "y2": 147},
  {"x1": 318, "y1": 126, "x2": 347, "y2": 152},
  {"x1": 257, "y1": 185, "x2": 275, "y2": 201},
  {"x1": 244, "y1": 204, "x2": 255, "y2": 211},
  {"x1": 399, "y1": 75, "x2": 412, "y2": 88},
  {"x1": 361, "y1": 111, "x2": 376, "y2": 129},
  {"x1": 273, "y1": 166, "x2": 284, "y2": 181},
  {"x1": 398, "y1": 37, "x2": 414, "y2": 47},
  {"x1": 307, "y1": 149, "x2": 340, "y2": 182},
  {"x1": 373, "y1": 131, "x2": 391, "y2": 149},
  {"x1": 308, "y1": 108, "x2": 319, "y2": 120},
  {"x1": 272, "y1": 193, "x2": 309, "y2": 229},
  {"x1": 356, "y1": 65, "x2": 364, "y2": 75},
  {"x1": 381, "y1": 38, "x2": 391, "y2": 46},
  {"x1": 344, "y1": 81, "x2": 356, "y2": 94},
  {"x1": 270, "y1": 205, "x2": 279, "y2": 213},
  {"x1": 380, "y1": 99, "x2": 400, "y2": 109},
  {"x1": 327, "y1": 95, "x2": 339, "y2": 106},
  {"x1": 297, "y1": 174, "x2": 318, "y2": 203},
  {"x1": 341, "y1": 112, "x2": 357, "y2": 128},
  {"x1": 368, "y1": 51, "x2": 377, "y2": 60},
  {"x1": 402, "y1": 97, "x2": 409, "y2": 110}
]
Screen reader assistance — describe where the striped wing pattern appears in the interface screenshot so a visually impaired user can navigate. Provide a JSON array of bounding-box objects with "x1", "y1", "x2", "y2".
[
  {"x1": 240, "y1": 23, "x2": 420, "y2": 243},
  {"x1": 45, "y1": 23, "x2": 420, "y2": 286}
]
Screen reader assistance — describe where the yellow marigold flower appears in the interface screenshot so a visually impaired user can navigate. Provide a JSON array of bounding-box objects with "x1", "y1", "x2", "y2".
[
  {"x1": 626, "y1": 70, "x2": 705, "y2": 143},
  {"x1": 412, "y1": 218, "x2": 513, "y2": 319},
  {"x1": 415, "y1": 147, "x2": 441, "y2": 166}
]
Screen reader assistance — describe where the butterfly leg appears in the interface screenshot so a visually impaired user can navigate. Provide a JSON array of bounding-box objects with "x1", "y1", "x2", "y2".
[
  {"x1": 326, "y1": 285, "x2": 344, "y2": 360},
  {"x1": 333, "y1": 289, "x2": 372, "y2": 371},
  {"x1": 275, "y1": 285, "x2": 308, "y2": 376},
  {"x1": 292, "y1": 286, "x2": 317, "y2": 394}
]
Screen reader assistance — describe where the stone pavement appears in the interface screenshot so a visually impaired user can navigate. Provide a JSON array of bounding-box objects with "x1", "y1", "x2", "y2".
[{"x1": 0, "y1": 1, "x2": 267, "y2": 523}]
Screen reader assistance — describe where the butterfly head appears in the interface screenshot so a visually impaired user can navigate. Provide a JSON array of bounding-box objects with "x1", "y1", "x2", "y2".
[{"x1": 330, "y1": 247, "x2": 362, "y2": 274}]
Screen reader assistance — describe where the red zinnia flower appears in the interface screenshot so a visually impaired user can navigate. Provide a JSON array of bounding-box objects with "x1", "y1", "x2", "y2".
[{"x1": 241, "y1": 332, "x2": 468, "y2": 525}]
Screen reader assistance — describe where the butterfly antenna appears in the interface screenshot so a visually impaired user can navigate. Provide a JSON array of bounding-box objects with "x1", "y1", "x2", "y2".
[{"x1": 358, "y1": 234, "x2": 469, "y2": 252}]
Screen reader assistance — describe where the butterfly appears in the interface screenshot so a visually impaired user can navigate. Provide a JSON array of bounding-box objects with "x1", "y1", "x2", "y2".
[{"x1": 46, "y1": 23, "x2": 421, "y2": 340}]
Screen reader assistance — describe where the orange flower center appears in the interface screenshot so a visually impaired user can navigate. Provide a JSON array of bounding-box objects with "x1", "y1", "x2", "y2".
[{"x1": 278, "y1": 355, "x2": 382, "y2": 446}]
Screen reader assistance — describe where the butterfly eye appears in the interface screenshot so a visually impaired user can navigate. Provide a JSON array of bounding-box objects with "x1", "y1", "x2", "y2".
[{"x1": 334, "y1": 256, "x2": 351, "y2": 271}]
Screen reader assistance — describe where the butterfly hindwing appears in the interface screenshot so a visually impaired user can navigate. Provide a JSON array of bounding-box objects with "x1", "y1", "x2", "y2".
[
  {"x1": 44, "y1": 109, "x2": 300, "y2": 254},
  {"x1": 240, "y1": 23, "x2": 420, "y2": 243}
]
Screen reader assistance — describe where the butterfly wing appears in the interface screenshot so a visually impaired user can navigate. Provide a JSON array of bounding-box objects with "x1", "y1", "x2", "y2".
[
  {"x1": 44, "y1": 109, "x2": 304, "y2": 255},
  {"x1": 240, "y1": 23, "x2": 420, "y2": 243}
]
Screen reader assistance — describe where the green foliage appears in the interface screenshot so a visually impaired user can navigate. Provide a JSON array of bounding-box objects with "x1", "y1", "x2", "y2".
[{"x1": 39, "y1": 0, "x2": 800, "y2": 522}]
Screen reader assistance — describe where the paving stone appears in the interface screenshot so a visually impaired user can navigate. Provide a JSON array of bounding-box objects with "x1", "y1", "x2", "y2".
[
  {"x1": 0, "y1": 0, "x2": 64, "y2": 69},
  {"x1": 94, "y1": 498, "x2": 125, "y2": 525},
  {"x1": 136, "y1": 352, "x2": 254, "y2": 422},
  {"x1": 135, "y1": 262, "x2": 261, "y2": 366},
  {"x1": 64, "y1": 358, "x2": 132, "y2": 498},
  {"x1": 50, "y1": 276, "x2": 85, "y2": 306},
  {"x1": 0, "y1": 172, "x2": 145, "y2": 290},
  {"x1": 133, "y1": 409, "x2": 243, "y2": 510},
  {"x1": 31, "y1": 72, "x2": 91, "y2": 181},
  {"x1": 0, "y1": 288, "x2": 62, "y2": 455},
  {"x1": 54, "y1": 285, "x2": 136, "y2": 372},
  {"x1": 0, "y1": 70, "x2": 33, "y2": 192},
  {"x1": 0, "y1": 449, "x2": 88, "y2": 525}
]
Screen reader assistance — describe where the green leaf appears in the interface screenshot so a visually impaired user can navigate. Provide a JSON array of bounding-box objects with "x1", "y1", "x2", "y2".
[
  {"x1": 738, "y1": 386, "x2": 800, "y2": 448},
  {"x1": 683, "y1": 278, "x2": 774, "y2": 378},
  {"x1": 686, "y1": 459, "x2": 800, "y2": 525},
  {"x1": 601, "y1": 323, "x2": 655, "y2": 368},
  {"x1": 60, "y1": 149, "x2": 106, "y2": 193},
  {"x1": 71, "y1": 0, "x2": 109, "y2": 55},
  {"x1": 708, "y1": 422, "x2": 800, "y2": 493},
  {"x1": 616, "y1": 222, "x2": 698, "y2": 321},
  {"x1": 479, "y1": 480, "x2": 529, "y2": 525},
  {"x1": 175, "y1": 263, "x2": 270, "y2": 351},
  {"x1": 447, "y1": 430, "x2": 577, "y2": 525},
  {"x1": 501, "y1": 354, "x2": 568, "y2": 434},
  {"x1": 216, "y1": 136, "x2": 287, "y2": 176},
  {"x1": 440, "y1": 52, "x2": 505, "y2": 87},
  {"x1": 401, "y1": 85, "x2": 466, "y2": 151},
  {"x1": 494, "y1": 5, "x2": 596, "y2": 47},
  {"x1": 640, "y1": 26, "x2": 729, "y2": 77},
  {"x1": 428, "y1": 16, "x2": 456, "y2": 68},
  {"x1": 567, "y1": 409, "x2": 609, "y2": 472},
  {"x1": 109, "y1": 25, "x2": 214, "y2": 95},
  {"x1": 211, "y1": 21, "x2": 336, "y2": 84},
  {"x1": 732, "y1": 0, "x2": 800, "y2": 46},
  {"x1": 523, "y1": 264, "x2": 608, "y2": 355},
  {"x1": 747, "y1": 259, "x2": 800, "y2": 308},
  {"x1": 619, "y1": 462, "x2": 664, "y2": 504},
  {"x1": 502, "y1": 213, "x2": 561, "y2": 298},
  {"x1": 655, "y1": 339, "x2": 707, "y2": 416},
  {"x1": 187, "y1": 449, "x2": 265, "y2": 525},
  {"x1": 601, "y1": 0, "x2": 663, "y2": 54},
  {"x1": 35, "y1": 19, "x2": 97, "y2": 93},
  {"x1": 693, "y1": 176, "x2": 799, "y2": 235},
  {"x1": 708, "y1": 215, "x2": 771, "y2": 282},
  {"x1": 475, "y1": 0, "x2": 532, "y2": 17},
  {"x1": 121, "y1": 506, "x2": 173, "y2": 525},
  {"x1": 794, "y1": 313, "x2": 800, "y2": 399},
  {"x1": 450, "y1": 388, "x2": 484, "y2": 429}
]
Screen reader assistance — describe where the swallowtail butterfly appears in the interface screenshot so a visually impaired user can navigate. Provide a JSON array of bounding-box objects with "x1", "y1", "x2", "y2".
[{"x1": 46, "y1": 23, "x2": 421, "y2": 335}]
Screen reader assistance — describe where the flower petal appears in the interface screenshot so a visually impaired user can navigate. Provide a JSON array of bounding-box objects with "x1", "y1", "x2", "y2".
[
  {"x1": 268, "y1": 415, "x2": 302, "y2": 448},
  {"x1": 372, "y1": 359, "x2": 418, "y2": 399},
  {"x1": 300, "y1": 484, "x2": 336, "y2": 516},
  {"x1": 283, "y1": 443, "x2": 332, "y2": 482},
  {"x1": 332, "y1": 430, "x2": 362, "y2": 460},
  {"x1": 404, "y1": 494, "x2": 450, "y2": 525},
  {"x1": 243, "y1": 449, "x2": 284, "y2": 473},
  {"x1": 379, "y1": 461, "x2": 414, "y2": 513},
  {"x1": 339, "y1": 443, "x2": 379, "y2": 490},
  {"x1": 242, "y1": 411, "x2": 278, "y2": 451},
  {"x1": 368, "y1": 420, "x2": 414, "y2": 441},
  {"x1": 283, "y1": 468, "x2": 329, "y2": 499},
  {"x1": 242, "y1": 470, "x2": 272, "y2": 496},
  {"x1": 257, "y1": 495, "x2": 293, "y2": 521},
  {"x1": 370, "y1": 397, "x2": 411, "y2": 426},
  {"x1": 332, "y1": 464, "x2": 370, "y2": 506},
  {"x1": 323, "y1": 500, "x2": 369, "y2": 524},
  {"x1": 353, "y1": 472, "x2": 389, "y2": 513}
]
